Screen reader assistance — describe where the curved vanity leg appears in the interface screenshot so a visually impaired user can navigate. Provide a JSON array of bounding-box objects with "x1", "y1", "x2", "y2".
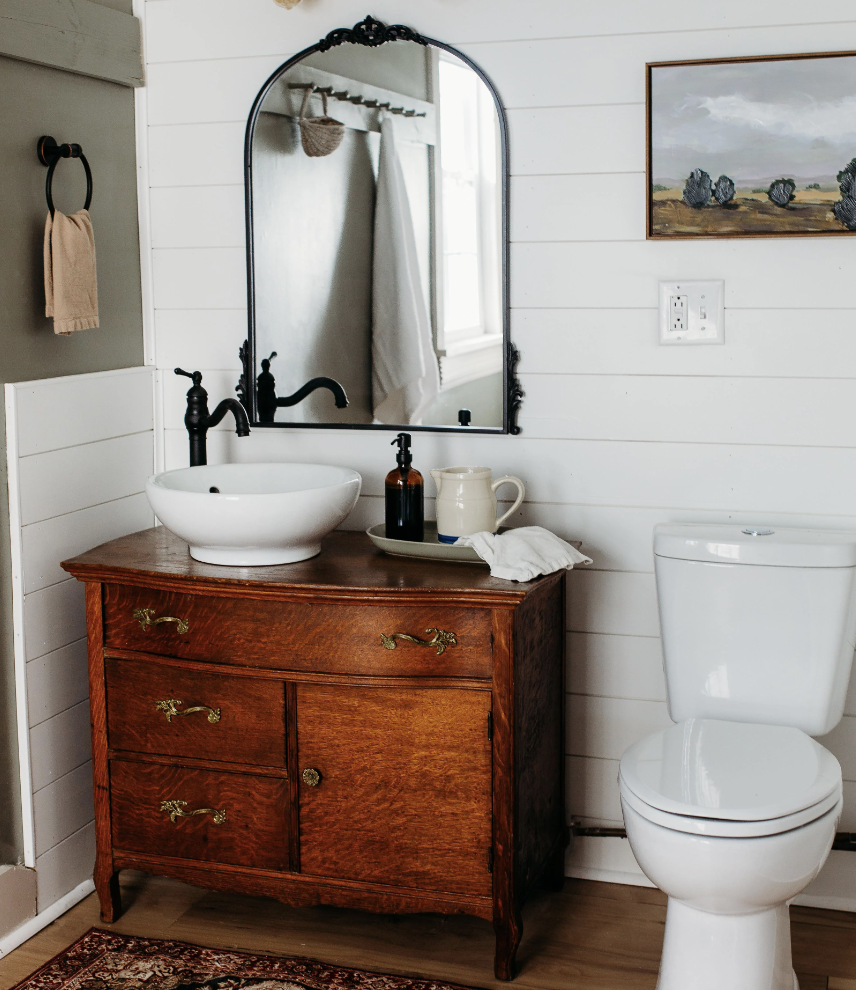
[
  {"x1": 493, "y1": 904, "x2": 523, "y2": 981},
  {"x1": 95, "y1": 867, "x2": 121, "y2": 922}
]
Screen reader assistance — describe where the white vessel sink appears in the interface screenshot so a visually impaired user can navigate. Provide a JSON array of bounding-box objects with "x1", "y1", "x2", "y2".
[{"x1": 145, "y1": 462, "x2": 361, "y2": 566}]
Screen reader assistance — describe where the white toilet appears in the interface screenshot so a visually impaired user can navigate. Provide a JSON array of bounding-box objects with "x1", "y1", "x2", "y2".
[{"x1": 619, "y1": 524, "x2": 856, "y2": 990}]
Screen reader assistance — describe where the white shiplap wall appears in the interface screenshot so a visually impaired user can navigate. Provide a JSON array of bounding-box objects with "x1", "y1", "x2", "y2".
[
  {"x1": 5, "y1": 368, "x2": 155, "y2": 914},
  {"x1": 139, "y1": 0, "x2": 856, "y2": 905}
]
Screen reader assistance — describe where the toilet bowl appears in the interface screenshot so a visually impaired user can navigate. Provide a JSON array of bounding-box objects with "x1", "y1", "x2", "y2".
[
  {"x1": 621, "y1": 796, "x2": 840, "y2": 990},
  {"x1": 620, "y1": 717, "x2": 843, "y2": 990}
]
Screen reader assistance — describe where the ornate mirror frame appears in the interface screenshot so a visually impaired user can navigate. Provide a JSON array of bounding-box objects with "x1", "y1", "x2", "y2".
[{"x1": 240, "y1": 15, "x2": 522, "y2": 434}]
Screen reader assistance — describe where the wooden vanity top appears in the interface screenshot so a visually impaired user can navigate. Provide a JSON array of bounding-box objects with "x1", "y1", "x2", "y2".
[{"x1": 61, "y1": 527, "x2": 557, "y2": 606}]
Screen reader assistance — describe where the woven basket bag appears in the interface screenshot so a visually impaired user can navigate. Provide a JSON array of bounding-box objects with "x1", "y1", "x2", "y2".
[{"x1": 299, "y1": 89, "x2": 345, "y2": 158}]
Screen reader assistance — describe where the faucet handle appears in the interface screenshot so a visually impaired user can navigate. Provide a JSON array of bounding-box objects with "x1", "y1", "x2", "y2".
[{"x1": 175, "y1": 368, "x2": 203, "y2": 386}]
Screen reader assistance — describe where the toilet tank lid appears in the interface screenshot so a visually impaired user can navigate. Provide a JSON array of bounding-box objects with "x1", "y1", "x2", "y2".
[{"x1": 654, "y1": 523, "x2": 856, "y2": 567}]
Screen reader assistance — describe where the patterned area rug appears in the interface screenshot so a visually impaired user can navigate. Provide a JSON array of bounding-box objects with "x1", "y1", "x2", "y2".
[{"x1": 10, "y1": 930, "x2": 476, "y2": 990}]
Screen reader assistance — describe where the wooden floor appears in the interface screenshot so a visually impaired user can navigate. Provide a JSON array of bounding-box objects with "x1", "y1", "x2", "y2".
[{"x1": 1, "y1": 873, "x2": 856, "y2": 990}]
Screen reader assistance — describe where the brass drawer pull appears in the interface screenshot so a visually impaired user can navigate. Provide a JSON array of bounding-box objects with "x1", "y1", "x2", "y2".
[
  {"x1": 380, "y1": 628, "x2": 457, "y2": 655},
  {"x1": 155, "y1": 699, "x2": 221, "y2": 724},
  {"x1": 133, "y1": 607, "x2": 189, "y2": 635},
  {"x1": 302, "y1": 768, "x2": 321, "y2": 787},
  {"x1": 160, "y1": 799, "x2": 226, "y2": 824}
]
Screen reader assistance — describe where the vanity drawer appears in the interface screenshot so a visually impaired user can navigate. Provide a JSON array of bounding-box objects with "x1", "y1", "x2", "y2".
[
  {"x1": 110, "y1": 759, "x2": 288, "y2": 871},
  {"x1": 106, "y1": 658, "x2": 285, "y2": 767},
  {"x1": 103, "y1": 584, "x2": 492, "y2": 679}
]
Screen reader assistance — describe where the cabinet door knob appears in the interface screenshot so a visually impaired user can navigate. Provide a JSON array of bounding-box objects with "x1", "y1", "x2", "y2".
[
  {"x1": 380, "y1": 627, "x2": 457, "y2": 655},
  {"x1": 155, "y1": 699, "x2": 221, "y2": 724},
  {"x1": 302, "y1": 768, "x2": 321, "y2": 787},
  {"x1": 133, "y1": 607, "x2": 189, "y2": 635}
]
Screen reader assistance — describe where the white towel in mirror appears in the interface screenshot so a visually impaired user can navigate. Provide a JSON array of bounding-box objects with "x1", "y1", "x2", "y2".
[{"x1": 371, "y1": 116, "x2": 439, "y2": 425}]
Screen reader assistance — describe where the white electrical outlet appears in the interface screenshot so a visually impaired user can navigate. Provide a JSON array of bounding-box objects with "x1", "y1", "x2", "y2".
[{"x1": 659, "y1": 281, "x2": 724, "y2": 345}]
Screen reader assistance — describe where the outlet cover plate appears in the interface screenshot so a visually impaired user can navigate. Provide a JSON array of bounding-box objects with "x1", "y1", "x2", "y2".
[{"x1": 659, "y1": 280, "x2": 724, "y2": 345}]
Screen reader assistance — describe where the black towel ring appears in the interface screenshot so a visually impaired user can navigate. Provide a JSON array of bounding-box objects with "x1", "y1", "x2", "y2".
[{"x1": 37, "y1": 135, "x2": 93, "y2": 218}]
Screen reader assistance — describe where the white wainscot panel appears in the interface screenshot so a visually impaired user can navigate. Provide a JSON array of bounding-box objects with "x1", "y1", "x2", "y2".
[
  {"x1": 568, "y1": 694, "x2": 673, "y2": 761},
  {"x1": 12, "y1": 369, "x2": 154, "y2": 457},
  {"x1": 511, "y1": 174, "x2": 645, "y2": 242},
  {"x1": 567, "y1": 569, "x2": 659, "y2": 638},
  {"x1": 513, "y1": 308, "x2": 856, "y2": 379},
  {"x1": 24, "y1": 580, "x2": 85, "y2": 663},
  {"x1": 18, "y1": 432, "x2": 154, "y2": 527},
  {"x1": 518, "y1": 375, "x2": 856, "y2": 447},
  {"x1": 512, "y1": 240, "x2": 856, "y2": 310},
  {"x1": 35, "y1": 822, "x2": 95, "y2": 914},
  {"x1": 567, "y1": 755, "x2": 623, "y2": 824},
  {"x1": 148, "y1": 122, "x2": 245, "y2": 187},
  {"x1": 152, "y1": 248, "x2": 246, "y2": 310},
  {"x1": 27, "y1": 640, "x2": 88, "y2": 728},
  {"x1": 146, "y1": 55, "x2": 286, "y2": 126},
  {"x1": 179, "y1": 428, "x2": 856, "y2": 519},
  {"x1": 464, "y1": 23, "x2": 856, "y2": 109},
  {"x1": 150, "y1": 186, "x2": 244, "y2": 249},
  {"x1": 33, "y1": 762, "x2": 94, "y2": 858},
  {"x1": 143, "y1": 0, "x2": 852, "y2": 61},
  {"x1": 534, "y1": 440, "x2": 856, "y2": 518},
  {"x1": 568, "y1": 632, "x2": 666, "y2": 702},
  {"x1": 22, "y1": 494, "x2": 154, "y2": 595},
  {"x1": 155, "y1": 310, "x2": 248, "y2": 372},
  {"x1": 816, "y1": 715, "x2": 856, "y2": 780},
  {"x1": 507, "y1": 104, "x2": 644, "y2": 176},
  {"x1": 29, "y1": 701, "x2": 92, "y2": 793}
]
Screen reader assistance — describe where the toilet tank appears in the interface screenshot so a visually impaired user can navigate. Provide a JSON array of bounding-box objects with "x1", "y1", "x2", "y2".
[{"x1": 654, "y1": 524, "x2": 856, "y2": 735}]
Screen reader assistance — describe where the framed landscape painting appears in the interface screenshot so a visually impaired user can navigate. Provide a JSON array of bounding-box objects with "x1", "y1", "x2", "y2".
[{"x1": 647, "y1": 51, "x2": 856, "y2": 238}]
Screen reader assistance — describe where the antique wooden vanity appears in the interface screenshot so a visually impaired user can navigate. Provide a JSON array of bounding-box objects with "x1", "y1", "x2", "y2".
[{"x1": 62, "y1": 527, "x2": 566, "y2": 980}]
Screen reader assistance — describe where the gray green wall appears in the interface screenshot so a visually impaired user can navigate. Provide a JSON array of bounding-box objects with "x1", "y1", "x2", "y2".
[{"x1": 0, "y1": 0, "x2": 144, "y2": 863}]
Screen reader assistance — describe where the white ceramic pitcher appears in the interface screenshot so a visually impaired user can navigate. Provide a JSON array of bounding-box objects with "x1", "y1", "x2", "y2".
[{"x1": 430, "y1": 466, "x2": 525, "y2": 544}]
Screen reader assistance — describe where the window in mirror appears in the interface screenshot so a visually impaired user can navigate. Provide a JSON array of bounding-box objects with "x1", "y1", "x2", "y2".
[{"x1": 437, "y1": 55, "x2": 501, "y2": 347}]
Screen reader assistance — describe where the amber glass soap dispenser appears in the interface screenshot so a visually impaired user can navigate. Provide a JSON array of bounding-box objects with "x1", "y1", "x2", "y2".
[{"x1": 385, "y1": 433, "x2": 424, "y2": 542}]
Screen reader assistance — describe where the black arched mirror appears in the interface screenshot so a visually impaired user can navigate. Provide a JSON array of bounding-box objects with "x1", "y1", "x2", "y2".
[{"x1": 240, "y1": 15, "x2": 521, "y2": 434}]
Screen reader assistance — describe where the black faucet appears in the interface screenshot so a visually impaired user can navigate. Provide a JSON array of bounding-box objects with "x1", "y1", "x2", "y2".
[
  {"x1": 175, "y1": 368, "x2": 250, "y2": 467},
  {"x1": 254, "y1": 351, "x2": 348, "y2": 424}
]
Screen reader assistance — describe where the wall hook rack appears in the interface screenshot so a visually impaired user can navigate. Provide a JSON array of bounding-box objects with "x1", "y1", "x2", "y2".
[
  {"x1": 37, "y1": 135, "x2": 93, "y2": 218},
  {"x1": 287, "y1": 83, "x2": 427, "y2": 118}
]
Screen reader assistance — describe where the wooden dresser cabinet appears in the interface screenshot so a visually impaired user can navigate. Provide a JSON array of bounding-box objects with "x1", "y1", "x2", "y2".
[{"x1": 62, "y1": 528, "x2": 567, "y2": 980}]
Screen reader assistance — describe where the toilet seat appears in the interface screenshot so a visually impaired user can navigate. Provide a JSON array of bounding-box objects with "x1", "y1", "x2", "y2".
[
  {"x1": 619, "y1": 775, "x2": 841, "y2": 837},
  {"x1": 619, "y1": 717, "x2": 842, "y2": 838}
]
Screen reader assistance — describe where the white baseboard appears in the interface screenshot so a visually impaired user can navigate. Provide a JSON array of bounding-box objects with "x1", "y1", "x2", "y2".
[
  {"x1": 793, "y1": 851, "x2": 856, "y2": 914},
  {"x1": 567, "y1": 865, "x2": 656, "y2": 888},
  {"x1": 794, "y1": 893, "x2": 856, "y2": 913},
  {"x1": 0, "y1": 879, "x2": 94, "y2": 958}
]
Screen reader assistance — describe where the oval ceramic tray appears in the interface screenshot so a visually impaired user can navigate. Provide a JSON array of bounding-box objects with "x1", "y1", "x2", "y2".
[{"x1": 367, "y1": 522, "x2": 488, "y2": 564}]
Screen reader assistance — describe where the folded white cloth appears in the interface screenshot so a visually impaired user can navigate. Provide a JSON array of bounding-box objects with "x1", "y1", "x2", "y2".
[{"x1": 455, "y1": 526, "x2": 592, "y2": 582}]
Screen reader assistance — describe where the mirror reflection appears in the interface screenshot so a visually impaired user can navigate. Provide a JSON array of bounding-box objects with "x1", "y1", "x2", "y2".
[{"x1": 248, "y1": 37, "x2": 507, "y2": 430}]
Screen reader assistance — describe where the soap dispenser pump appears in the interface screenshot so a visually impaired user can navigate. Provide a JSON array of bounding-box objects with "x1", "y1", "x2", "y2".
[{"x1": 385, "y1": 433, "x2": 424, "y2": 542}]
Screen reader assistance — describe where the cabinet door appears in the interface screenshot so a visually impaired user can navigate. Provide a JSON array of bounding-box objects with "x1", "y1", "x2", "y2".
[{"x1": 296, "y1": 683, "x2": 492, "y2": 897}]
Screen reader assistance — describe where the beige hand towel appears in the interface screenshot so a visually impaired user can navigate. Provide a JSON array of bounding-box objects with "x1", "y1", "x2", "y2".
[{"x1": 43, "y1": 209, "x2": 99, "y2": 335}]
